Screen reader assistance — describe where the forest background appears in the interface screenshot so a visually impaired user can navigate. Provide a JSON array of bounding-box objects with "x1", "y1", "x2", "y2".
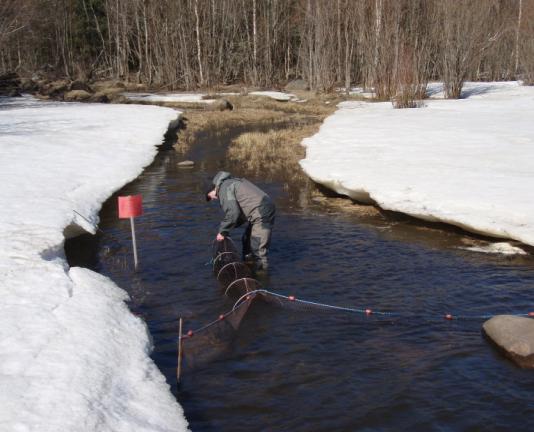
[{"x1": 1, "y1": 0, "x2": 534, "y2": 102}]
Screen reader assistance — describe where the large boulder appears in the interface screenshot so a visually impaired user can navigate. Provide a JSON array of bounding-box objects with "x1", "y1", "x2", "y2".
[
  {"x1": 6, "y1": 89, "x2": 22, "y2": 97},
  {"x1": 19, "y1": 78, "x2": 38, "y2": 92},
  {"x1": 0, "y1": 72, "x2": 21, "y2": 96},
  {"x1": 207, "y1": 98, "x2": 233, "y2": 111},
  {"x1": 93, "y1": 80, "x2": 126, "y2": 91},
  {"x1": 64, "y1": 90, "x2": 92, "y2": 102},
  {"x1": 92, "y1": 86, "x2": 124, "y2": 103},
  {"x1": 483, "y1": 315, "x2": 534, "y2": 368},
  {"x1": 89, "y1": 92, "x2": 110, "y2": 103},
  {"x1": 69, "y1": 80, "x2": 92, "y2": 92},
  {"x1": 285, "y1": 79, "x2": 308, "y2": 91},
  {"x1": 39, "y1": 80, "x2": 70, "y2": 98}
]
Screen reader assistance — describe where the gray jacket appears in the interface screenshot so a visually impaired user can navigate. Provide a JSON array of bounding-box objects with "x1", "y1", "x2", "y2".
[{"x1": 213, "y1": 171, "x2": 275, "y2": 235}]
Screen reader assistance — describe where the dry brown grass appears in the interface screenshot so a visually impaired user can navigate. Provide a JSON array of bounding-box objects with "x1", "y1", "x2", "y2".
[
  {"x1": 172, "y1": 90, "x2": 383, "y2": 215},
  {"x1": 175, "y1": 109, "x2": 295, "y2": 152},
  {"x1": 175, "y1": 92, "x2": 339, "y2": 175},
  {"x1": 310, "y1": 193, "x2": 381, "y2": 217},
  {"x1": 174, "y1": 96, "x2": 331, "y2": 153},
  {"x1": 224, "y1": 91, "x2": 358, "y2": 116},
  {"x1": 122, "y1": 98, "x2": 208, "y2": 110},
  {"x1": 227, "y1": 123, "x2": 322, "y2": 183}
]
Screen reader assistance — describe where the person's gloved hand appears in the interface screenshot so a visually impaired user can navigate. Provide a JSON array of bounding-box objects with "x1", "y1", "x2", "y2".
[{"x1": 216, "y1": 233, "x2": 225, "y2": 241}]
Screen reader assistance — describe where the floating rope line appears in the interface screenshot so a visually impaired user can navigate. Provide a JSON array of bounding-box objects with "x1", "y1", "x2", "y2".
[
  {"x1": 180, "y1": 296, "x2": 255, "y2": 339},
  {"x1": 176, "y1": 237, "x2": 534, "y2": 377},
  {"x1": 183, "y1": 288, "x2": 533, "y2": 339}
]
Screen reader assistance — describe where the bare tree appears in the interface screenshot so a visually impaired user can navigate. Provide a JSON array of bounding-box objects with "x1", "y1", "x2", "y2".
[
  {"x1": 515, "y1": 0, "x2": 523, "y2": 75},
  {"x1": 438, "y1": 0, "x2": 505, "y2": 98},
  {"x1": 518, "y1": 0, "x2": 534, "y2": 84},
  {"x1": 1, "y1": 0, "x2": 531, "y2": 95}
]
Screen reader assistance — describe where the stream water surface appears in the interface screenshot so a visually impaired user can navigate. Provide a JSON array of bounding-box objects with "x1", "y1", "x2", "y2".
[{"x1": 68, "y1": 124, "x2": 534, "y2": 431}]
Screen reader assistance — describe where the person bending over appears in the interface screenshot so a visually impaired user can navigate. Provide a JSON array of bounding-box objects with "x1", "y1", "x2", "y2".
[{"x1": 206, "y1": 171, "x2": 275, "y2": 270}]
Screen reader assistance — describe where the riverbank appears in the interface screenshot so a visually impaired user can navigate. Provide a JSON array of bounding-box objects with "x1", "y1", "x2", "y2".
[
  {"x1": 79, "y1": 102, "x2": 534, "y2": 431},
  {"x1": 0, "y1": 97, "x2": 188, "y2": 431},
  {"x1": 173, "y1": 91, "x2": 341, "y2": 190},
  {"x1": 300, "y1": 81, "x2": 534, "y2": 249}
]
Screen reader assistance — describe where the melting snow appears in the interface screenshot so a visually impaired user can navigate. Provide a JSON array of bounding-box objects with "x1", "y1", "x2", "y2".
[
  {"x1": 300, "y1": 81, "x2": 534, "y2": 246},
  {"x1": 0, "y1": 96, "x2": 189, "y2": 431}
]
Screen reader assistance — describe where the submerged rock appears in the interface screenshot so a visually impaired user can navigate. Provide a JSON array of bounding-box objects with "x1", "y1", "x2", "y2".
[
  {"x1": 207, "y1": 98, "x2": 233, "y2": 111},
  {"x1": 483, "y1": 315, "x2": 534, "y2": 368},
  {"x1": 177, "y1": 160, "x2": 195, "y2": 167}
]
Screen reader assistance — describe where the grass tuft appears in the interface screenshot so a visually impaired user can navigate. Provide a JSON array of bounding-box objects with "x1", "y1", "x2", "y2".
[{"x1": 227, "y1": 123, "x2": 322, "y2": 184}]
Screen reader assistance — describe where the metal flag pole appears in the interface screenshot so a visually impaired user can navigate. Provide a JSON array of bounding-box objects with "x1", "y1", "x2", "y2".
[
  {"x1": 130, "y1": 216, "x2": 138, "y2": 270},
  {"x1": 177, "y1": 318, "x2": 183, "y2": 383}
]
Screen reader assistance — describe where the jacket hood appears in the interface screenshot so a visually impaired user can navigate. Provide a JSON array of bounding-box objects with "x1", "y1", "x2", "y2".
[{"x1": 212, "y1": 171, "x2": 232, "y2": 191}]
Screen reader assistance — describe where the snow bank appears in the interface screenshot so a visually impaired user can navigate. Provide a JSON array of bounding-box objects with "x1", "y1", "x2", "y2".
[
  {"x1": 337, "y1": 87, "x2": 375, "y2": 99},
  {"x1": 248, "y1": 91, "x2": 298, "y2": 101},
  {"x1": 123, "y1": 92, "x2": 216, "y2": 104},
  {"x1": 0, "y1": 96, "x2": 189, "y2": 431},
  {"x1": 459, "y1": 242, "x2": 527, "y2": 255},
  {"x1": 300, "y1": 82, "x2": 534, "y2": 246},
  {"x1": 124, "y1": 90, "x2": 299, "y2": 103}
]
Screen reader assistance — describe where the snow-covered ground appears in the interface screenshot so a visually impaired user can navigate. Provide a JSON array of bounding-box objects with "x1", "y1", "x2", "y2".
[
  {"x1": 0, "y1": 96, "x2": 189, "y2": 431},
  {"x1": 300, "y1": 81, "x2": 534, "y2": 247},
  {"x1": 248, "y1": 91, "x2": 298, "y2": 101},
  {"x1": 123, "y1": 92, "x2": 217, "y2": 104},
  {"x1": 337, "y1": 87, "x2": 375, "y2": 99},
  {"x1": 123, "y1": 90, "x2": 301, "y2": 103}
]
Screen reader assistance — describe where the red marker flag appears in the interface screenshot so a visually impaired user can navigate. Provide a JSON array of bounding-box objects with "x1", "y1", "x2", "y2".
[
  {"x1": 118, "y1": 195, "x2": 143, "y2": 219},
  {"x1": 118, "y1": 195, "x2": 143, "y2": 270}
]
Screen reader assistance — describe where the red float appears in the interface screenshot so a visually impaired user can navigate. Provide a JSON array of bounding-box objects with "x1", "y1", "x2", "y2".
[
  {"x1": 118, "y1": 195, "x2": 143, "y2": 219},
  {"x1": 288, "y1": 295, "x2": 296, "y2": 301},
  {"x1": 365, "y1": 309, "x2": 372, "y2": 315},
  {"x1": 445, "y1": 314, "x2": 453, "y2": 320},
  {"x1": 219, "y1": 314, "x2": 225, "y2": 320},
  {"x1": 528, "y1": 312, "x2": 534, "y2": 318},
  {"x1": 187, "y1": 330, "x2": 194, "y2": 337}
]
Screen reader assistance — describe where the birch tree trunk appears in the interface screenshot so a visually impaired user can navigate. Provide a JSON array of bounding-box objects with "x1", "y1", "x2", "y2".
[
  {"x1": 194, "y1": 0, "x2": 204, "y2": 86},
  {"x1": 515, "y1": 0, "x2": 523, "y2": 76},
  {"x1": 253, "y1": 0, "x2": 258, "y2": 85}
]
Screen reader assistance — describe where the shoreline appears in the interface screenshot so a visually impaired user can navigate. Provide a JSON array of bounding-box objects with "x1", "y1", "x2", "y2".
[
  {"x1": 300, "y1": 81, "x2": 534, "y2": 251},
  {"x1": 0, "y1": 97, "x2": 189, "y2": 431}
]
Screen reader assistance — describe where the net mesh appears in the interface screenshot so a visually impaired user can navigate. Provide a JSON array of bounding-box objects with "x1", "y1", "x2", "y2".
[
  {"x1": 179, "y1": 238, "x2": 262, "y2": 372},
  {"x1": 178, "y1": 238, "x2": 398, "y2": 374},
  {"x1": 177, "y1": 238, "x2": 527, "y2": 377},
  {"x1": 179, "y1": 299, "x2": 253, "y2": 370}
]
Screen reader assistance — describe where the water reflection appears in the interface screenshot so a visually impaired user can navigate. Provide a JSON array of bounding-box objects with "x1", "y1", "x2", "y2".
[{"x1": 70, "y1": 126, "x2": 534, "y2": 431}]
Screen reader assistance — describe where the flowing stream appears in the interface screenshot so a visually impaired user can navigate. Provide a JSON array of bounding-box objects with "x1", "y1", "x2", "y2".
[{"x1": 67, "y1": 122, "x2": 534, "y2": 431}]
